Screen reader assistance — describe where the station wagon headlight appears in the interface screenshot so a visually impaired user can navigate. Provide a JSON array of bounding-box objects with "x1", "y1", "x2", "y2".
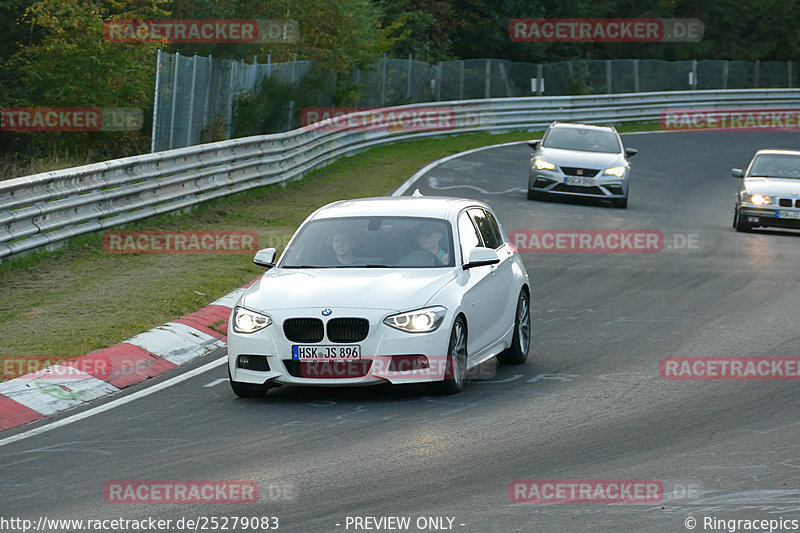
[
  {"x1": 603, "y1": 166, "x2": 626, "y2": 177},
  {"x1": 533, "y1": 159, "x2": 556, "y2": 170},
  {"x1": 746, "y1": 194, "x2": 772, "y2": 205},
  {"x1": 384, "y1": 306, "x2": 447, "y2": 333},
  {"x1": 232, "y1": 306, "x2": 272, "y2": 334}
]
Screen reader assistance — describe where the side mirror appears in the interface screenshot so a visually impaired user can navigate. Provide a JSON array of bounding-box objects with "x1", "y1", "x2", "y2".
[
  {"x1": 253, "y1": 248, "x2": 277, "y2": 269},
  {"x1": 731, "y1": 168, "x2": 743, "y2": 178},
  {"x1": 463, "y1": 247, "x2": 500, "y2": 270},
  {"x1": 625, "y1": 147, "x2": 638, "y2": 157},
  {"x1": 527, "y1": 140, "x2": 540, "y2": 151}
]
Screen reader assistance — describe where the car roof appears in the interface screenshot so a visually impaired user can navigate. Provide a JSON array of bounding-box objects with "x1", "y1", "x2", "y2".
[
  {"x1": 548, "y1": 121, "x2": 618, "y2": 133},
  {"x1": 310, "y1": 196, "x2": 489, "y2": 221},
  {"x1": 754, "y1": 149, "x2": 800, "y2": 157}
]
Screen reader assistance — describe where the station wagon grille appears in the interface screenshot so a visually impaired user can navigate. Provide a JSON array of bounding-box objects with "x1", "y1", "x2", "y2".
[
  {"x1": 327, "y1": 318, "x2": 370, "y2": 343},
  {"x1": 283, "y1": 318, "x2": 324, "y2": 343}
]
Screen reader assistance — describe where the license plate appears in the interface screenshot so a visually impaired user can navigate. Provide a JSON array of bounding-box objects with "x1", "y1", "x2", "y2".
[
  {"x1": 292, "y1": 345, "x2": 361, "y2": 360},
  {"x1": 777, "y1": 210, "x2": 800, "y2": 219},
  {"x1": 565, "y1": 177, "x2": 594, "y2": 186}
]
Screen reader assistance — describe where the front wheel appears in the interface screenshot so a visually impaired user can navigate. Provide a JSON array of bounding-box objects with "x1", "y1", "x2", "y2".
[
  {"x1": 498, "y1": 289, "x2": 531, "y2": 365},
  {"x1": 432, "y1": 316, "x2": 468, "y2": 394},
  {"x1": 734, "y1": 207, "x2": 751, "y2": 232}
]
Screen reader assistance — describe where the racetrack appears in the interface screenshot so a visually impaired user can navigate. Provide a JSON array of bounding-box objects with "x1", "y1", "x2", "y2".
[{"x1": 1, "y1": 130, "x2": 799, "y2": 533}]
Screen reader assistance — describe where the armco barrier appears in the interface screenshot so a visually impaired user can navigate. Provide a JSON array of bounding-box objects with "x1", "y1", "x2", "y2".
[{"x1": 3, "y1": 89, "x2": 800, "y2": 262}]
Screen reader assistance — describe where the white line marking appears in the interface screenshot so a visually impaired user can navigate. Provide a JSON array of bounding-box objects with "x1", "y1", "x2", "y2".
[
  {"x1": 0, "y1": 356, "x2": 227, "y2": 448},
  {"x1": 202, "y1": 378, "x2": 227, "y2": 388}
]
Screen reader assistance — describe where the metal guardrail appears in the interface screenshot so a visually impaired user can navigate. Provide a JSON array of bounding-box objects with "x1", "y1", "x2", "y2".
[{"x1": 3, "y1": 89, "x2": 800, "y2": 261}]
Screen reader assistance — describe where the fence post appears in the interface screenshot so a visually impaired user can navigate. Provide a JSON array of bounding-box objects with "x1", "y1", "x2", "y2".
[
  {"x1": 436, "y1": 62, "x2": 442, "y2": 101},
  {"x1": 186, "y1": 54, "x2": 198, "y2": 147},
  {"x1": 289, "y1": 53, "x2": 297, "y2": 131},
  {"x1": 722, "y1": 60, "x2": 729, "y2": 89},
  {"x1": 150, "y1": 48, "x2": 162, "y2": 153},
  {"x1": 789, "y1": 60, "x2": 793, "y2": 88},
  {"x1": 169, "y1": 51, "x2": 180, "y2": 149},
  {"x1": 407, "y1": 53, "x2": 412, "y2": 101},
  {"x1": 691, "y1": 59, "x2": 697, "y2": 90},
  {"x1": 225, "y1": 61, "x2": 235, "y2": 138},
  {"x1": 459, "y1": 61, "x2": 464, "y2": 100},
  {"x1": 536, "y1": 64, "x2": 543, "y2": 96},
  {"x1": 634, "y1": 59, "x2": 640, "y2": 92},
  {"x1": 203, "y1": 55, "x2": 212, "y2": 141},
  {"x1": 381, "y1": 52, "x2": 387, "y2": 106},
  {"x1": 606, "y1": 60, "x2": 612, "y2": 93},
  {"x1": 485, "y1": 59, "x2": 491, "y2": 98},
  {"x1": 754, "y1": 60, "x2": 760, "y2": 88}
]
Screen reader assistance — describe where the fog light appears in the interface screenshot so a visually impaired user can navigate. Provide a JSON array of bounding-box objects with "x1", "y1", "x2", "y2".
[{"x1": 238, "y1": 355, "x2": 250, "y2": 369}]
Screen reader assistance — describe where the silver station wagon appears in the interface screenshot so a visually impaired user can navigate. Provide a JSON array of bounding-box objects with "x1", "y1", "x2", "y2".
[{"x1": 733, "y1": 149, "x2": 800, "y2": 232}]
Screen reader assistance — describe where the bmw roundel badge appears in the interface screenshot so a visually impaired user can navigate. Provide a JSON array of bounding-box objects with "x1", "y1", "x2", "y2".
[{"x1": 321, "y1": 309, "x2": 332, "y2": 316}]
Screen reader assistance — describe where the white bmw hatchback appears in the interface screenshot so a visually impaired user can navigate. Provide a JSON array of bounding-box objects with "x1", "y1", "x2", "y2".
[{"x1": 227, "y1": 195, "x2": 531, "y2": 396}]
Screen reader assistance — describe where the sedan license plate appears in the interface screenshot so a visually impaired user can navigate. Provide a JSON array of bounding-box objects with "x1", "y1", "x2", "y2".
[
  {"x1": 565, "y1": 177, "x2": 594, "y2": 187},
  {"x1": 777, "y1": 210, "x2": 800, "y2": 219},
  {"x1": 292, "y1": 345, "x2": 361, "y2": 360}
]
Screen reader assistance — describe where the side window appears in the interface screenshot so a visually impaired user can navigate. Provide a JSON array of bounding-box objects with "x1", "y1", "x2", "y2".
[
  {"x1": 458, "y1": 212, "x2": 482, "y2": 262},
  {"x1": 484, "y1": 210, "x2": 505, "y2": 246},
  {"x1": 468, "y1": 208, "x2": 503, "y2": 249}
]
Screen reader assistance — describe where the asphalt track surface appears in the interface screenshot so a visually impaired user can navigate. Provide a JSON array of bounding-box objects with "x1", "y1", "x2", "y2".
[{"x1": 1, "y1": 130, "x2": 799, "y2": 533}]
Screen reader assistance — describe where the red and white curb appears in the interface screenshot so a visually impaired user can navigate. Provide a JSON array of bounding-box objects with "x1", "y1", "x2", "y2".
[{"x1": 0, "y1": 284, "x2": 253, "y2": 432}]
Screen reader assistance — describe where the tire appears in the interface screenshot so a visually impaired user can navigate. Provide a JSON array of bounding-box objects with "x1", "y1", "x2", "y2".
[
  {"x1": 228, "y1": 366, "x2": 270, "y2": 398},
  {"x1": 734, "y1": 207, "x2": 752, "y2": 232},
  {"x1": 612, "y1": 196, "x2": 628, "y2": 209},
  {"x1": 497, "y1": 289, "x2": 531, "y2": 365},
  {"x1": 527, "y1": 189, "x2": 547, "y2": 201},
  {"x1": 432, "y1": 316, "x2": 468, "y2": 395}
]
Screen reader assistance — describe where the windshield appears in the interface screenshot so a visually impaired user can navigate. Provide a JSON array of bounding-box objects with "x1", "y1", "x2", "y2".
[
  {"x1": 542, "y1": 127, "x2": 622, "y2": 153},
  {"x1": 749, "y1": 154, "x2": 800, "y2": 178},
  {"x1": 280, "y1": 216, "x2": 454, "y2": 268}
]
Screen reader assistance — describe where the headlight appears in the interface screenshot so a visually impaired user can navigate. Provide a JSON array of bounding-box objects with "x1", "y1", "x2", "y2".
[
  {"x1": 232, "y1": 306, "x2": 272, "y2": 334},
  {"x1": 533, "y1": 159, "x2": 556, "y2": 170},
  {"x1": 384, "y1": 306, "x2": 447, "y2": 333},
  {"x1": 746, "y1": 194, "x2": 772, "y2": 205},
  {"x1": 603, "y1": 166, "x2": 626, "y2": 177}
]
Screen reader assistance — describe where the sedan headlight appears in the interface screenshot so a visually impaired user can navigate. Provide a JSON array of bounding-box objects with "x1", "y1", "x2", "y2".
[
  {"x1": 603, "y1": 166, "x2": 626, "y2": 177},
  {"x1": 232, "y1": 306, "x2": 272, "y2": 334},
  {"x1": 533, "y1": 159, "x2": 556, "y2": 170},
  {"x1": 745, "y1": 194, "x2": 772, "y2": 205},
  {"x1": 384, "y1": 306, "x2": 447, "y2": 333}
]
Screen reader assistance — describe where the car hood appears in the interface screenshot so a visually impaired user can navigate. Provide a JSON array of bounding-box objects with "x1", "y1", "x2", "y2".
[
  {"x1": 240, "y1": 268, "x2": 457, "y2": 312},
  {"x1": 744, "y1": 177, "x2": 800, "y2": 196},
  {"x1": 536, "y1": 147, "x2": 625, "y2": 169}
]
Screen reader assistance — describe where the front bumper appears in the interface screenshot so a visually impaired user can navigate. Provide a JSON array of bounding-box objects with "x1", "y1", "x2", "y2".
[
  {"x1": 738, "y1": 205, "x2": 800, "y2": 229},
  {"x1": 529, "y1": 171, "x2": 627, "y2": 199},
  {"x1": 228, "y1": 307, "x2": 454, "y2": 387}
]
